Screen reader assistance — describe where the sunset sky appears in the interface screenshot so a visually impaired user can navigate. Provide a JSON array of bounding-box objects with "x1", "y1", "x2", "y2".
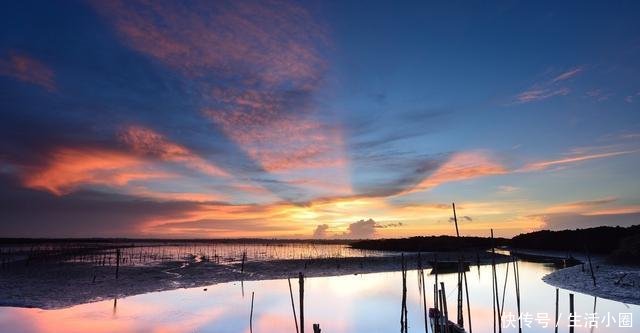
[{"x1": 1, "y1": 0, "x2": 639, "y2": 238}]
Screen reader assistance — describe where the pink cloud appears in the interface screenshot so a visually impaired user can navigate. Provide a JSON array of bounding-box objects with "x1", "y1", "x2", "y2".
[
  {"x1": 92, "y1": 0, "x2": 327, "y2": 87},
  {"x1": 120, "y1": 126, "x2": 228, "y2": 177},
  {"x1": 404, "y1": 151, "x2": 507, "y2": 194},
  {"x1": 94, "y1": 0, "x2": 346, "y2": 174},
  {"x1": 0, "y1": 51, "x2": 55, "y2": 91}
]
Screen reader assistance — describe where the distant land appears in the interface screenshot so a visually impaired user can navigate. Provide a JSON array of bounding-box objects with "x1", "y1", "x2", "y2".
[
  {"x1": 352, "y1": 225, "x2": 640, "y2": 264},
  {"x1": 3, "y1": 225, "x2": 639, "y2": 264}
]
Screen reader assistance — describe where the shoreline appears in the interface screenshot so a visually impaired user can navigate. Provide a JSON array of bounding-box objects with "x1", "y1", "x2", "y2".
[
  {"x1": 542, "y1": 261, "x2": 640, "y2": 305},
  {"x1": 0, "y1": 251, "x2": 507, "y2": 310}
]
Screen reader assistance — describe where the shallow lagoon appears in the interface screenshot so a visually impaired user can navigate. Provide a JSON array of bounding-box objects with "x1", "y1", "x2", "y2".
[{"x1": 1, "y1": 260, "x2": 637, "y2": 332}]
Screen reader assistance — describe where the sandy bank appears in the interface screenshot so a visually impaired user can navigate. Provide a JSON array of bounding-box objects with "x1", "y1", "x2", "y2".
[{"x1": 543, "y1": 262, "x2": 640, "y2": 305}]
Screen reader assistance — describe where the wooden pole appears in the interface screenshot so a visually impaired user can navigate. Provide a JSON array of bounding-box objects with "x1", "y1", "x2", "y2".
[
  {"x1": 115, "y1": 248, "x2": 120, "y2": 280},
  {"x1": 569, "y1": 293, "x2": 575, "y2": 333},
  {"x1": 401, "y1": 254, "x2": 408, "y2": 333},
  {"x1": 299, "y1": 272, "x2": 304, "y2": 333},
  {"x1": 500, "y1": 259, "x2": 510, "y2": 315},
  {"x1": 554, "y1": 288, "x2": 559, "y2": 333},
  {"x1": 288, "y1": 278, "x2": 300, "y2": 333},
  {"x1": 463, "y1": 271, "x2": 472, "y2": 333},
  {"x1": 250, "y1": 291, "x2": 254, "y2": 333},
  {"x1": 451, "y1": 202, "x2": 471, "y2": 332},
  {"x1": 452, "y1": 202, "x2": 460, "y2": 237},
  {"x1": 440, "y1": 282, "x2": 449, "y2": 328},
  {"x1": 492, "y1": 257, "x2": 496, "y2": 333},
  {"x1": 491, "y1": 229, "x2": 502, "y2": 333},
  {"x1": 513, "y1": 258, "x2": 521, "y2": 333},
  {"x1": 421, "y1": 268, "x2": 429, "y2": 333},
  {"x1": 241, "y1": 251, "x2": 246, "y2": 273},
  {"x1": 434, "y1": 284, "x2": 439, "y2": 333},
  {"x1": 457, "y1": 261, "x2": 464, "y2": 326},
  {"x1": 439, "y1": 289, "x2": 445, "y2": 333},
  {"x1": 584, "y1": 244, "x2": 597, "y2": 287}
]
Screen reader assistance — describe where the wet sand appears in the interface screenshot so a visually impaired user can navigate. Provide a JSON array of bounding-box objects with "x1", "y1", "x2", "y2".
[{"x1": 0, "y1": 251, "x2": 508, "y2": 309}]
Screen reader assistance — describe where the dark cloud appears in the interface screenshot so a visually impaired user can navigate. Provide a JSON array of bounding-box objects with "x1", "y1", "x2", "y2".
[
  {"x1": 349, "y1": 153, "x2": 447, "y2": 198},
  {"x1": 449, "y1": 216, "x2": 472, "y2": 223},
  {"x1": 375, "y1": 222, "x2": 404, "y2": 228}
]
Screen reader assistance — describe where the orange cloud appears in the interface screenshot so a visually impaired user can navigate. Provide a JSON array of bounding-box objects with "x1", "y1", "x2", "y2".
[
  {"x1": 120, "y1": 126, "x2": 228, "y2": 177},
  {"x1": 542, "y1": 197, "x2": 640, "y2": 217},
  {"x1": 22, "y1": 147, "x2": 171, "y2": 195},
  {"x1": 0, "y1": 51, "x2": 55, "y2": 91},
  {"x1": 543, "y1": 197, "x2": 618, "y2": 214},
  {"x1": 403, "y1": 151, "x2": 507, "y2": 194}
]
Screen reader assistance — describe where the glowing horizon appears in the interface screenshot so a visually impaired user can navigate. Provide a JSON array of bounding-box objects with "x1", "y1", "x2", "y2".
[{"x1": 1, "y1": 1, "x2": 639, "y2": 239}]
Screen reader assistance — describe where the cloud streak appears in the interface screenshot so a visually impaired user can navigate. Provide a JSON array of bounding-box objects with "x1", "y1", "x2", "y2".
[
  {"x1": 0, "y1": 51, "x2": 55, "y2": 91},
  {"x1": 513, "y1": 67, "x2": 583, "y2": 104},
  {"x1": 520, "y1": 149, "x2": 639, "y2": 172}
]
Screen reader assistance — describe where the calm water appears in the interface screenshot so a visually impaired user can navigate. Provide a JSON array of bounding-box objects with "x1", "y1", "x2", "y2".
[{"x1": 0, "y1": 260, "x2": 637, "y2": 332}]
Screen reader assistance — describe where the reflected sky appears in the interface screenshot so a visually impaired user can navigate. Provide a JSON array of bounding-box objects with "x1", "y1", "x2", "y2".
[{"x1": 1, "y1": 261, "x2": 637, "y2": 332}]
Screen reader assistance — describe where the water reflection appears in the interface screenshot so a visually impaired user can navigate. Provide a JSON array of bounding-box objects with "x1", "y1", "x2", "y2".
[{"x1": 0, "y1": 261, "x2": 637, "y2": 332}]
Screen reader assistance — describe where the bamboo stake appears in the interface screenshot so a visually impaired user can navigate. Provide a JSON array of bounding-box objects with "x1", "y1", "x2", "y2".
[
  {"x1": 490, "y1": 229, "x2": 502, "y2": 333},
  {"x1": 584, "y1": 244, "x2": 597, "y2": 287},
  {"x1": 421, "y1": 268, "x2": 429, "y2": 333},
  {"x1": 299, "y1": 272, "x2": 304, "y2": 333},
  {"x1": 452, "y1": 202, "x2": 460, "y2": 237},
  {"x1": 250, "y1": 291, "x2": 254, "y2": 333},
  {"x1": 569, "y1": 293, "x2": 575, "y2": 333},
  {"x1": 500, "y1": 259, "x2": 510, "y2": 315},
  {"x1": 288, "y1": 278, "x2": 300, "y2": 333},
  {"x1": 513, "y1": 257, "x2": 521, "y2": 333},
  {"x1": 463, "y1": 271, "x2": 472, "y2": 333},
  {"x1": 440, "y1": 282, "x2": 449, "y2": 327},
  {"x1": 457, "y1": 261, "x2": 464, "y2": 326},
  {"x1": 401, "y1": 254, "x2": 408, "y2": 333},
  {"x1": 554, "y1": 288, "x2": 559, "y2": 333},
  {"x1": 451, "y1": 202, "x2": 471, "y2": 332},
  {"x1": 439, "y1": 289, "x2": 445, "y2": 333},
  {"x1": 492, "y1": 258, "x2": 496, "y2": 333},
  {"x1": 115, "y1": 248, "x2": 120, "y2": 280}
]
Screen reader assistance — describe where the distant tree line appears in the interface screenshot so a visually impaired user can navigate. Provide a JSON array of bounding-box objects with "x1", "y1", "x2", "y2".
[
  {"x1": 511, "y1": 225, "x2": 640, "y2": 253},
  {"x1": 351, "y1": 225, "x2": 640, "y2": 264},
  {"x1": 351, "y1": 235, "x2": 509, "y2": 252}
]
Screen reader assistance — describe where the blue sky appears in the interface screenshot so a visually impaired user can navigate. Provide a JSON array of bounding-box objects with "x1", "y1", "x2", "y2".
[{"x1": 1, "y1": 0, "x2": 639, "y2": 238}]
